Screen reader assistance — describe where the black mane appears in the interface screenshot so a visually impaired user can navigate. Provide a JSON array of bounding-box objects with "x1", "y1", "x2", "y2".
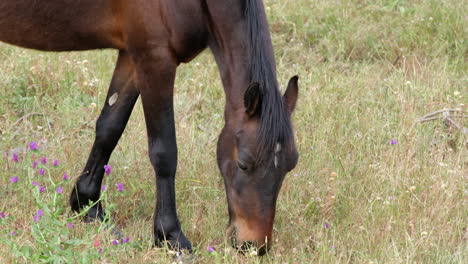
[{"x1": 245, "y1": 0, "x2": 293, "y2": 162}]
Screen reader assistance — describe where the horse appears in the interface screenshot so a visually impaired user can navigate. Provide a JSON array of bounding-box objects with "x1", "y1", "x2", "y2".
[{"x1": 0, "y1": 0, "x2": 299, "y2": 255}]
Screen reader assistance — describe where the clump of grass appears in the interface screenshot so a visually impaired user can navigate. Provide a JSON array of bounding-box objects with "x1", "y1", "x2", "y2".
[{"x1": 0, "y1": 142, "x2": 147, "y2": 263}]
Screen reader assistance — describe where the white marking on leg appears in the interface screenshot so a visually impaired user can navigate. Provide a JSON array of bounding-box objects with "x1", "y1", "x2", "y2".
[{"x1": 108, "y1": 92, "x2": 118, "y2": 106}]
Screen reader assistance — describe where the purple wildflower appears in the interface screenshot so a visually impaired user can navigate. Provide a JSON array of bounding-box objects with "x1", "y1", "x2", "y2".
[
  {"x1": 34, "y1": 209, "x2": 44, "y2": 222},
  {"x1": 13, "y1": 153, "x2": 19, "y2": 163},
  {"x1": 325, "y1": 222, "x2": 329, "y2": 229},
  {"x1": 119, "y1": 237, "x2": 130, "y2": 244},
  {"x1": 67, "y1": 223, "x2": 74, "y2": 229},
  {"x1": 102, "y1": 185, "x2": 107, "y2": 191},
  {"x1": 39, "y1": 168, "x2": 45, "y2": 175},
  {"x1": 112, "y1": 240, "x2": 119, "y2": 245},
  {"x1": 56, "y1": 187, "x2": 63, "y2": 194},
  {"x1": 39, "y1": 186, "x2": 46, "y2": 193},
  {"x1": 32, "y1": 181, "x2": 39, "y2": 186},
  {"x1": 29, "y1": 142, "x2": 38, "y2": 151},
  {"x1": 63, "y1": 173, "x2": 69, "y2": 180},
  {"x1": 116, "y1": 183, "x2": 124, "y2": 192},
  {"x1": 104, "y1": 164, "x2": 111, "y2": 175},
  {"x1": 0, "y1": 211, "x2": 5, "y2": 219},
  {"x1": 207, "y1": 245, "x2": 215, "y2": 253},
  {"x1": 32, "y1": 161, "x2": 38, "y2": 169},
  {"x1": 390, "y1": 139, "x2": 398, "y2": 145},
  {"x1": 98, "y1": 248, "x2": 103, "y2": 253},
  {"x1": 11, "y1": 231, "x2": 17, "y2": 236},
  {"x1": 53, "y1": 159, "x2": 59, "y2": 166},
  {"x1": 40, "y1": 157, "x2": 47, "y2": 164},
  {"x1": 10, "y1": 176, "x2": 18, "y2": 183}
]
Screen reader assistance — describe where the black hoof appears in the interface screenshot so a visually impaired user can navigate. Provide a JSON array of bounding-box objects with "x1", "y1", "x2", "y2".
[
  {"x1": 70, "y1": 189, "x2": 105, "y2": 222},
  {"x1": 83, "y1": 205, "x2": 105, "y2": 222},
  {"x1": 69, "y1": 190, "x2": 125, "y2": 240},
  {"x1": 155, "y1": 228, "x2": 192, "y2": 253}
]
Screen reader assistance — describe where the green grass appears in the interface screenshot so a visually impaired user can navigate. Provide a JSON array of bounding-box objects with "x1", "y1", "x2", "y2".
[{"x1": 0, "y1": 0, "x2": 466, "y2": 263}]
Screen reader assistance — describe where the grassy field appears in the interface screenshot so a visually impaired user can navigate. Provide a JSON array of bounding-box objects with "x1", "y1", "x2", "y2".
[{"x1": 0, "y1": 0, "x2": 466, "y2": 263}]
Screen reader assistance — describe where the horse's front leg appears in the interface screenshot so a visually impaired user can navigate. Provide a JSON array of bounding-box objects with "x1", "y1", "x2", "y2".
[
  {"x1": 134, "y1": 48, "x2": 192, "y2": 251},
  {"x1": 70, "y1": 51, "x2": 139, "y2": 221}
]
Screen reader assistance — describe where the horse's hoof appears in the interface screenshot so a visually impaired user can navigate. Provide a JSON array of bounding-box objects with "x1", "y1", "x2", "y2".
[
  {"x1": 83, "y1": 206, "x2": 105, "y2": 223},
  {"x1": 76, "y1": 204, "x2": 125, "y2": 240},
  {"x1": 156, "y1": 230, "x2": 193, "y2": 253}
]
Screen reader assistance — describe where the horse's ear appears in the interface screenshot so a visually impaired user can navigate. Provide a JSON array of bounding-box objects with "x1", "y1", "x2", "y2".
[
  {"x1": 283, "y1": 75, "x2": 299, "y2": 113},
  {"x1": 244, "y1": 82, "x2": 262, "y2": 117}
]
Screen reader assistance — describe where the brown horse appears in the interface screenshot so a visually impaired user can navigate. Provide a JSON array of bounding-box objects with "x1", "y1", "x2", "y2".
[{"x1": 0, "y1": 0, "x2": 299, "y2": 255}]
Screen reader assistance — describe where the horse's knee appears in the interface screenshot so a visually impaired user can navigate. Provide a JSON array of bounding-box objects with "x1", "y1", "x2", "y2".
[
  {"x1": 149, "y1": 145, "x2": 177, "y2": 177},
  {"x1": 94, "y1": 117, "x2": 124, "y2": 152}
]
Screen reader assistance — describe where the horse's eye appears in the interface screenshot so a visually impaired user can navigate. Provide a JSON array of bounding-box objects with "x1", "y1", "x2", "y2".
[{"x1": 237, "y1": 161, "x2": 248, "y2": 171}]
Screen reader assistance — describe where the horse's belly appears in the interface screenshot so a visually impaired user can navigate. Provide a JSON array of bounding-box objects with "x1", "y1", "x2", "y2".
[
  {"x1": 0, "y1": 25, "x2": 112, "y2": 51},
  {"x1": 0, "y1": 0, "x2": 123, "y2": 51}
]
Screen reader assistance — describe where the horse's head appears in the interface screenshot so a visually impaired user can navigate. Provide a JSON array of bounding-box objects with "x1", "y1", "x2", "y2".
[{"x1": 217, "y1": 76, "x2": 299, "y2": 255}]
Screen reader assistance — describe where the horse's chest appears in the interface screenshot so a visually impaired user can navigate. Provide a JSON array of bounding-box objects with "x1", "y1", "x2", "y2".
[{"x1": 171, "y1": 28, "x2": 209, "y2": 63}]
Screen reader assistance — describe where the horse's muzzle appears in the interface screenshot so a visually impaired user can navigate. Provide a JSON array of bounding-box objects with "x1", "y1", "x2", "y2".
[{"x1": 227, "y1": 223, "x2": 272, "y2": 256}]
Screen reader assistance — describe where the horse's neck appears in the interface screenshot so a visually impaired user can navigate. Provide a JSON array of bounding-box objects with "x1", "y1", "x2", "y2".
[{"x1": 206, "y1": 0, "x2": 276, "y2": 113}]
